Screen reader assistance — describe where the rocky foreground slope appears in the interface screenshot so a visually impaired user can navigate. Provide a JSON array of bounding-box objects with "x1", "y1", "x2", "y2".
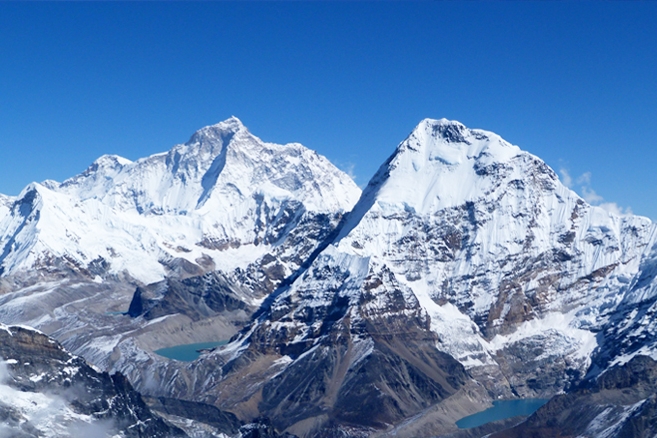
[
  {"x1": 0, "y1": 323, "x2": 300, "y2": 438},
  {"x1": 0, "y1": 323, "x2": 184, "y2": 437},
  {"x1": 493, "y1": 355, "x2": 657, "y2": 438},
  {"x1": 1, "y1": 118, "x2": 657, "y2": 437},
  {"x1": 0, "y1": 117, "x2": 360, "y2": 393}
]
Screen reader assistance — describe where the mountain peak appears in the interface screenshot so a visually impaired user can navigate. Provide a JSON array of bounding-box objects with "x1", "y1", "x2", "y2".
[
  {"x1": 415, "y1": 117, "x2": 467, "y2": 129},
  {"x1": 187, "y1": 116, "x2": 247, "y2": 146},
  {"x1": 333, "y1": 119, "x2": 522, "y2": 240},
  {"x1": 350, "y1": 119, "x2": 524, "y2": 217},
  {"x1": 427, "y1": 118, "x2": 470, "y2": 143},
  {"x1": 89, "y1": 154, "x2": 133, "y2": 170},
  {"x1": 208, "y1": 115, "x2": 246, "y2": 133},
  {"x1": 402, "y1": 118, "x2": 472, "y2": 151}
]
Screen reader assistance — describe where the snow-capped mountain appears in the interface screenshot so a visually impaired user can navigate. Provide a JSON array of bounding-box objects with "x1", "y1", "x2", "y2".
[
  {"x1": 181, "y1": 118, "x2": 657, "y2": 436},
  {"x1": 331, "y1": 119, "x2": 656, "y2": 379},
  {"x1": 2, "y1": 116, "x2": 657, "y2": 437},
  {"x1": 0, "y1": 118, "x2": 361, "y2": 407},
  {"x1": 0, "y1": 116, "x2": 360, "y2": 285}
]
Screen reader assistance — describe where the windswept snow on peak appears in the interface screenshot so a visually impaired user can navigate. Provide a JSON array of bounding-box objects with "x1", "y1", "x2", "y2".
[
  {"x1": 374, "y1": 118, "x2": 521, "y2": 213},
  {"x1": 222, "y1": 118, "x2": 657, "y2": 413},
  {"x1": 0, "y1": 117, "x2": 361, "y2": 284},
  {"x1": 0, "y1": 194, "x2": 13, "y2": 221},
  {"x1": 330, "y1": 119, "x2": 656, "y2": 394}
]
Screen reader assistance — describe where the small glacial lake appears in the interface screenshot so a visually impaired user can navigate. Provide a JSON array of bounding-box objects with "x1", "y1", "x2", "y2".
[
  {"x1": 154, "y1": 341, "x2": 228, "y2": 362},
  {"x1": 456, "y1": 398, "x2": 549, "y2": 429}
]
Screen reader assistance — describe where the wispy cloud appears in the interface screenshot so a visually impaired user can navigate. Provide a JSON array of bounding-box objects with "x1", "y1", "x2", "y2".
[
  {"x1": 342, "y1": 162, "x2": 357, "y2": 181},
  {"x1": 335, "y1": 160, "x2": 367, "y2": 188},
  {"x1": 576, "y1": 171, "x2": 592, "y2": 186},
  {"x1": 559, "y1": 168, "x2": 573, "y2": 188},
  {"x1": 581, "y1": 186, "x2": 604, "y2": 204},
  {"x1": 598, "y1": 202, "x2": 633, "y2": 216},
  {"x1": 560, "y1": 169, "x2": 632, "y2": 216}
]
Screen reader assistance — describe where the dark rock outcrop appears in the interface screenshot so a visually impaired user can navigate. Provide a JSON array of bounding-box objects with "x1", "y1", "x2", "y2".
[
  {"x1": 128, "y1": 286, "x2": 145, "y2": 317},
  {"x1": 127, "y1": 272, "x2": 250, "y2": 321},
  {"x1": 146, "y1": 396, "x2": 242, "y2": 435},
  {"x1": 204, "y1": 258, "x2": 470, "y2": 436},
  {"x1": 492, "y1": 355, "x2": 657, "y2": 438},
  {"x1": 0, "y1": 324, "x2": 187, "y2": 437}
]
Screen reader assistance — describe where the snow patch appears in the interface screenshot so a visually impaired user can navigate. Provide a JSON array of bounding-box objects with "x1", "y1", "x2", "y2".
[{"x1": 489, "y1": 311, "x2": 598, "y2": 360}]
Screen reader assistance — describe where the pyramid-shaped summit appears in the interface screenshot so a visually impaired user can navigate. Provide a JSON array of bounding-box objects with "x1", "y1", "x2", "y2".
[
  {"x1": 207, "y1": 117, "x2": 656, "y2": 436},
  {"x1": 1, "y1": 117, "x2": 657, "y2": 438},
  {"x1": 360, "y1": 118, "x2": 524, "y2": 214}
]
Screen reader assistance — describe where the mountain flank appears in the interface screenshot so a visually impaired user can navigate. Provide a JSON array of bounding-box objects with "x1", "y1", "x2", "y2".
[{"x1": 1, "y1": 117, "x2": 657, "y2": 437}]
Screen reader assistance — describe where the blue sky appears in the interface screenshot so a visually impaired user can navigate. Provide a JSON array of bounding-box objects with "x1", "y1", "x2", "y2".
[{"x1": 1, "y1": 2, "x2": 656, "y2": 218}]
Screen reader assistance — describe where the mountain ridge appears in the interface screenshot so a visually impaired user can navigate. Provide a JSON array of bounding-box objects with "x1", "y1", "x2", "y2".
[
  {"x1": 0, "y1": 117, "x2": 361, "y2": 285},
  {"x1": 177, "y1": 117, "x2": 657, "y2": 436},
  {"x1": 1, "y1": 117, "x2": 657, "y2": 437}
]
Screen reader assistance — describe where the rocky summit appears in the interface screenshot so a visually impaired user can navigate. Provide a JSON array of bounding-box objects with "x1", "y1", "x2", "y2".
[{"x1": 1, "y1": 118, "x2": 657, "y2": 437}]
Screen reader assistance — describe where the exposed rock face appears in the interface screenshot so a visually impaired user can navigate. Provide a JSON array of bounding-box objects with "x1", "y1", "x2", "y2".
[
  {"x1": 2, "y1": 117, "x2": 657, "y2": 436},
  {"x1": 128, "y1": 272, "x2": 250, "y2": 321},
  {"x1": 0, "y1": 117, "x2": 360, "y2": 399},
  {"x1": 146, "y1": 396, "x2": 242, "y2": 435},
  {"x1": 0, "y1": 324, "x2": 186, "y2": 437},
  {"x1": 179, "y1": 119, "x2": 657, "y2": 436},
  {"x1": 492, "y1": 355, "x2": 657, "y2": 438}
]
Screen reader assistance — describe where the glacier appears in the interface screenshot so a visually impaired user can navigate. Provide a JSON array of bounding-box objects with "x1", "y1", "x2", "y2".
[{"x1": 1, "y1": 117, "x2": 657, "y2": 437}]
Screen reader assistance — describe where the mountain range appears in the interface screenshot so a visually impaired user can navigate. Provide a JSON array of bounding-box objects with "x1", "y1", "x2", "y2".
[{"x1": 1, "y1": 117, "x2": 656, "y2": 437}]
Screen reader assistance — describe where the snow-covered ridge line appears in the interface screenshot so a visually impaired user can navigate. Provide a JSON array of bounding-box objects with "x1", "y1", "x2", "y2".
[
  {"x1": 0, "y1": 117, "x2": 362, "y2": 284},
  {"x1": 0, "y1": 322, "x2": 45, "y2": 337},
  {"x1": 210, "y1": 117, "x2": 657, "y2": 431},
  {"x1": 2, "y1": 116, "x2": 657, "y2": 435}
]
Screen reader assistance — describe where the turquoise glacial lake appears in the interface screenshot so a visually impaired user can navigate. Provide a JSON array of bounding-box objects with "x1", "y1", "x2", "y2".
[
  {"x1": 154, "y1": 341, "x2": 228, "y2": 362},
  {"x1": 456, "y1": 398, "x2": 549, "y2": 429}
]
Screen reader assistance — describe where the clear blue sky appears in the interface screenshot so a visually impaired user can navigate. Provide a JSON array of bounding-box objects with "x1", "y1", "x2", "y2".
[{"x1": 1, "y1": 2, "x2": 656, "y2": 219}]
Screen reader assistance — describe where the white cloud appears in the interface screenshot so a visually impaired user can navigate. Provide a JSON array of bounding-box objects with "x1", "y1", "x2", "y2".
[
  {"x1": 581, "y1": 186, "x2": 604, "y2": 204},
  {"x1": 577, "y1": 171, "x2": 592, "y2": 185},
  {"x1": 559, "y1": 168, "x2": 573, "y2": 188},
  {"x1": 564, "y1": 171, "x2": 633, "y2": 216},
  {"x1": 335, "y1": 160, "x2": 357, "y2": 182},
  {"x1": 343, "y1": 163, "x2": 357, "y2": 181},
  {"x1": 599, "y1": 202, "x2": 633, "y2": 216}
]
